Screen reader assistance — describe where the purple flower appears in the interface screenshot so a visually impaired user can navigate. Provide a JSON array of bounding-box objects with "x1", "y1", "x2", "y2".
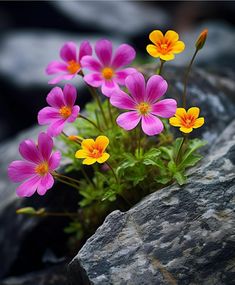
[
  {"x1": 81, "y1": 39, "x2": 137, "y2": 97},
  {"x1": 46, "y1": 41, "x2": 92, "y2": 84},
  {"x1": 8, "y1": 132, "x2": 61, "y2": 197},
  {"x1": 38, "y1": 84, "x2": 80, "y2": 137},
  {"x1": 110, "y1": 72, "x2": 177, "y2": 136}
]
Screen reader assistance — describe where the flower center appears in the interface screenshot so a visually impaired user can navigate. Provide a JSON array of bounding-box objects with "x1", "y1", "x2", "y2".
[
  {"x1": 59, "y1": 106, "x2": 72, "y2": 118},
  {"x1": 183, "y1": 116, "x2": 195, "y2": 128},
  {"x1": 35, "y1": 162, "x2": 49, "y2": 176},
  {"x1": 102, "y1": 67, "x2": 114, "y2": 80},
  {"x1": 137, "y1": 102, "x2": 150, "y2": 115},
  {"x1": 90, "y1": 148, "x2": 102, "y2": 158},
  {"x1": 160, "y1": 43, "x2": 168, "y2": 50},
  {"x1": 67, "y1": 60, "x2": 81, "y2": 74}
]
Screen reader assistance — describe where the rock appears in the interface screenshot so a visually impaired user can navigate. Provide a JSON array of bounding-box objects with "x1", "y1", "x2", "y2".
[{"x1": 69, "y1": 118, "x2": 235, "y2": 285}]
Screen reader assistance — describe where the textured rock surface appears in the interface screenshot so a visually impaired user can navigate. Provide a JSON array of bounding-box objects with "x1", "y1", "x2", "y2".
[{"x1": 69, "y1": 119, "x2": 235, "y2": 284}]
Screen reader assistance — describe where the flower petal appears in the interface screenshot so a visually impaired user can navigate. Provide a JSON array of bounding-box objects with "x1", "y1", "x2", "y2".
[
  {"x1": 95, "y1": 39, "x2": 112, "y2": 66},
  {"x1": 46, "y1": 61, "x2": 68, "y2": 75},
  {"x1": 111, "y1": 44, "x2": 136, "y2": 69},
  {"x1": 169, "y1": 117, "x2": 181, "y2": 127},
  {"x1": 63, "y1": 84, "x2": 77, "y2": 106},
  {"x1": 75, "y1": 149, "x2": 89, "y2": 159},
  {"x1": 81, "y1": 55, "x2": 102, "y2": 71},
  {"x1": 165, "y1": 30, "x2": 179, "y2": 43},
  {"x1": 19, "y1": 139, "x2": 42, "y2": 164},
  {"x1": 67, "y1": 105, "x2": 80, "y2": 123},
  {"x1": 38, "y1": 132, "x2": 53, "y2": 161},
  {"x1": 159, "y1": 53, "x2": 175, "y2": 61},
  {"x1": 38, "y1": 107, "x2": 61, "y2": 125},
  {"x1": 47, "y1": 119, "x2": 66, "y2": 137},
  {"x1": 110, "y1": 89, "x2": 136, "y2": 110},
  {"x1": 46, "y1": 87, "x2": 65, "y2": 108},
  {"x1": 16, "y1": 175, "x2": 41, "y2": 197},
  {"x1": 81, "y1": 139, "x2": 95, "y2": 152},
  {"x1": 188, "y1": 107, "x2": 200, "y2": 118},
  {"x1": 175, "y1": 108, "x2": 187, "y2": 118},
  {"x1": 125, "y1": 72, "x2": 145, "y2": 103},
  {"x1": 60, "y1": 41, "x2": 77, "y2": 62},
  {"x1": 95, "y1": 136, "x2": 109, "y2": 151},
  {"x1": 101, "y1": 80, "x2": 119, "y2": 97},
  {"x1": 116, "y1": 111, "x2": 141, "y2": 131},
  {"x1": 146, "y1": 75, "x2": 168, "y2": 103},
  {"x1": 83, "y1": 73, "x2": 103, "y2": 87},
  {"x1": 97, "y1": 153, "x2": 110, "y2": 164},
  {"x1": 37, "y1": 173, "x2": 54, "y2": 196},
  {"x1": 146, "y1": 45, "x2": 160, "y2": 58},
  {"x1": 141, "y1": 114, "x2": 164, "y2": 136},
  {"x1": 149, "y1": 30, "x2": 164, "y2": 45},
  {"x1": 48, "y1": 74, "x2": 76, "y2": 85},
  {"x1": 151, "y1": 99, "x2": 177, "y2": 118},
  {"x1": 48, "y1": 151, "x2": 61, "y2": 170},
  {"x1": 83, "y1": 157, "x2": 97, "y2": 165},
  {"x1": 78, "y1": 40, "x2": 92, "y2": 62},
  {"x1": 193, "y1": 117, "x2": 205, "y2": 128},
  {"x1": 180, "y1": 127, "x2": 193, "y2": 133},
  {"x1": 115, "y1": 68, "x2": 137, "y2": 85},
  {"x1": 8, "y1": 161, "x2": 36, "y2": 182},
  {"x1": 172, "y1": 41, "x2": 185, "y2": 53}
]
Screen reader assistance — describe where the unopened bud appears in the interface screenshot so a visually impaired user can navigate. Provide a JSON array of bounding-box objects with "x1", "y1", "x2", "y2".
[
  {"x1": 68, "y1": 135, "x2": 83, "y2": 142},
  {"x1": 195, "y1": 29, "x2": 208, "y2": 50},
  {"x1": 16, "y1": 207, "x2": 36, "y2": 215}
]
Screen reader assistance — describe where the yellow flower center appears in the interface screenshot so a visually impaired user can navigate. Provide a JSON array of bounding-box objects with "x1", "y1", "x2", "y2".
[
  {"x1": 182, "y1": 116, "x2": 196, "y2": 128},
  {"x1": 59, "y1": 106, "x2": 72, "y2": 118},
  {"x1": 90, "y1": 148, "x2": 102, "y2": 158},
  {"x1": 67, "y1": 60, "x2": 81, "y2": 74},
  {"x1": 160, "y1": 43, "x2": 168, "y2": 50},
  {"x1": 102, "y1": 67, "x2": 114, "y2": 80},
  {"x1": 137, "y1": 102, "x2": 150, "y2": 115},
  {"x1": 35, "y1": 162, "x2": 49, "y2": 176}
]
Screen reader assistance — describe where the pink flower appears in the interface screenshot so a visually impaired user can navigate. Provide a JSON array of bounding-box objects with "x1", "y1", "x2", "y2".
[
  {"x1": 38, "y1": 84, "x2": 80, "y2": 137},
  {"x1": 8, "y1": 132, "x2": 61, "y2": 197},
  {"x1": 81, "y1": 39, "x2": 137, "y2": 97},
  {"x1": 46, "y1": 41, "x2": 92, "y2": 84},
  {"x1": 110, "y1": 72, "x2": 177, "y2": 136}
]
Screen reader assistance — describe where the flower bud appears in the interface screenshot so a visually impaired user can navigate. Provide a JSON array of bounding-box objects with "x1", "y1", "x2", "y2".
[
  {"x1": 195, "y1": 29, "x2": 208, "y2": 50},
  {"x1": 16, "y1": 207, "x2": 37, "y2": 215}
]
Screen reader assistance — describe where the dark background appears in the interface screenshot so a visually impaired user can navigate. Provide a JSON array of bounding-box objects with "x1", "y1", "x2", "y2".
[{"x1": 0, "y1": 1, "x2": 234, "y2": 143}]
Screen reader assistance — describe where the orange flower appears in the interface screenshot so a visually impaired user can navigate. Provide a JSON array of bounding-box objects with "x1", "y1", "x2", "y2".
[
  {"x1": 75, "y1": 136, "x2": 110, "y2": 165},
  {"x1": 169, "y1": 107, "x2": 204, "y2": 133},
  {"x1": 146, "y1": 30, "x2": 185, "y2": 61}
]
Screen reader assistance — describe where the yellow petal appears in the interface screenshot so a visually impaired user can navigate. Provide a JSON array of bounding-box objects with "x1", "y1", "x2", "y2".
[
  {"x1": 96, "y1": 153, "x2": 110, "y2": 164},
  {"x1": 187, "y1": 107, "x2": 200, "y2": 118},
  {"x1": 149, "y1": 30, "x2": 163, "y2": 44},
  {"x1": 172, "y1": 41, "x2": 185, "y2": 53},
  {"x1": 81, "y1": 139, "x2": 95, "y2": 151},
  {"x1": 95, "y1": 136, "x2": 109, "y2": 151},
  {"x1": 169, "y1": 117, "x2": 181, "y2": 127},
  {"x1": 180, "y1": 126, "x2": 193, "y2": 133},
  {"x1": 159, "y1": 53, "x2": 175, "y2": 61},
  {"x1": 75, "y1": 149, "x2": 88, "y2": 159},
  {"x1": 175, "y1": 108, "x2": 187, "y2": 118},
  {"x1": 83, "y1": 157, "x2": 97, "y2": 165},
  {"x1": 146, "y1": 45, "x2": 160, "y2": 58},
  {"x1": 165, "y1": 30, "x2": 179, "y2": 43},
  {"x1": 193, "y1": 117, "x2": 204, "y2": 128}
]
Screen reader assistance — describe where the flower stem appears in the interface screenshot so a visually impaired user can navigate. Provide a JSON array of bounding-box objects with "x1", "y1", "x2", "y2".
[
  {"x1": 79, "y1": 114, "x2": 102, "y2": 132},
  {"x1": 80, "y1": 167, "x2": 96, "y2": 188},
  {"x1": 138, "y1": 124, "x2": 142, "y2": 158},
  {"x1": 53, "y1": 172, "x2": 80, "y2": 190},
  {"x1": 182, "y1": 49, "x2": 199, "y2": 108},
  {"x1": 106, "y1": 161, "x2": 119, "y2": 184},
  {"x1": 108, "y1": 100, "x2": 114, "y2": 127},
  {"x1": 175, "y1": 136, "x2": 188, "y2": 165},
  {"x1": 40, "y1": 212, "x2": 79, "y2": 218},
  {"x1": 54, "y1": 175, "x2": 80, "y2": 191},
  {"x1": 157, "y1": 59, "x2": 165, "y2": 75}
]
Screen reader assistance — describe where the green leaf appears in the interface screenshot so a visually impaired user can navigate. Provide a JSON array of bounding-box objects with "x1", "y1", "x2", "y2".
[
  {"x1": 173, "y1": 171, "x2": 187, "y2": 185},
  {"x1": 173, "y1": 137, "x2": 184, "y2": 160},
  {"x1": 155, "y1": 176, "x2": 172, "y2": 185}
]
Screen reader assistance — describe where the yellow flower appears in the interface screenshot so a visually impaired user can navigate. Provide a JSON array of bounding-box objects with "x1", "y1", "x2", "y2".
[
  {"x1": 75, "y1": 136, "x2": 110, "y2": 165},
  {"x1": 169, "y1": 107, "x2": 204, "y2": 133},
  {"x1": 146, "y1": 30, "x2": 185, "y2": 61}
]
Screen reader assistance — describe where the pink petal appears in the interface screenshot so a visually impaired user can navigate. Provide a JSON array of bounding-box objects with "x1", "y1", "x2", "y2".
[
  {"x1": 110, "y1": 89, "x2": 136, "y2": 110},
  {"x1": 101, "y1": 80, "x2": 119, "y2": 97},
  {"x1": 141, "y1": 114, "x2": 164, "y2": 136},
  {"x1": 78, "y1": 40, "x2": 92, "y2": 62},
  {"x1": 66, "y1": 105, "x2": 80, "y2": 123},
  {"x1": 83, "y1": 73, "x2": 103, "y2": 87},
  {"x1": 47, "y1": 119, "x2": 66, "y2": 137},
  {"x1": 116, "y1": 111, "x2": 141, "y2": 131},
  {"x1": 16, "y1": 175, "x2": 41, "y2": 197},
  {"x1": 46, "y1": 87, "x2": 65, "y2": 108},
  {"x1": 8, "y1": 161, "x2": 36, "y2": 183},
  {"x1": 60, "y1": 41, "x2": 77, "y2": 62},
  {"x1": 151, "y1": 99, "x2": 177, "y2": 118},
  {"x1": 146, "y1": 75, "x2": 168, "y2": 103},
  {"x1": 38, "y1": 132, "x2": 53, "y2": 161},
  {"x1": 63, "y1": 84, "x2": 77, "y2": 107},
  {"x1": 81, "y1": 56, "x2": 102, "y2": 71},
  {"x1": 48, "y1": 74, "x2": 76, "y2": 85},
  {"x1": 95, "y1": 39, "x2": 112, "y2": 66},
  {"x1": 115, "y1": 68, "x2": 137, "y2": 85},
  {"x1": 19, "y1": 139, "x2": 42, "y2": 164},
  {"x1": 46, "y1": 61, "x2": 68, "y2": 75},
  {"x1": 125, "y1": 72, "x2": 145, "y2": 103},
  {"x1": 38, "y1": 107, "x2": 61, "y2": 125},
  {"x1": 37, "y1": 173, "x2": 54, "y2": 196},
  {"x1": 111, "y1": 44, "x2": 136, "y2": 69},
  {"x1": 49, "y1": 151, "x2": 61, "y2": 170}
]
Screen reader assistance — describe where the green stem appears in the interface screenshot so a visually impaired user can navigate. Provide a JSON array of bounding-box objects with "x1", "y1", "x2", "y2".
[
  {"x1": 54, "y1": 175, "x2": 80, "y2": 191},
  {"x1": 40, "y1": 212, "x2": 79, "y2": 217},
  {"x1": 157, "y1": 59, "x2": 165, "y2": 75},
  {"x1": 175, "y1": 136, "x2": 187, "y2": 165},
  {"x1": 108, "y1": 100, "x2": 114, "y2": 127},
  {"x1": 182, "y1": 49, "x2": 199, "y2": 108},
  {"x1": 106, "y1": 161, "x2": 119, "y2": 184},
  {"x1": 79, "y1": 114, "x2": 102, "y2": 132},
  {"x1": 80, "y1": 167, "x2": 96, "y2": 188},
  {"x1": 138, "y1": 124, "x2": 142, "y2": 158}
]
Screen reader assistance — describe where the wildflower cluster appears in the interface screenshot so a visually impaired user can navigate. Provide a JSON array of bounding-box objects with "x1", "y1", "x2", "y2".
[{"x1": 8, "y1": 29, "x2": 208, "y2": 243}]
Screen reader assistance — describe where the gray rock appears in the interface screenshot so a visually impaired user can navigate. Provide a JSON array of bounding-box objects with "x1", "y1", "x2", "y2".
[{"x1": 69, "y1": 118, "x2": 235, "y2": 284}]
